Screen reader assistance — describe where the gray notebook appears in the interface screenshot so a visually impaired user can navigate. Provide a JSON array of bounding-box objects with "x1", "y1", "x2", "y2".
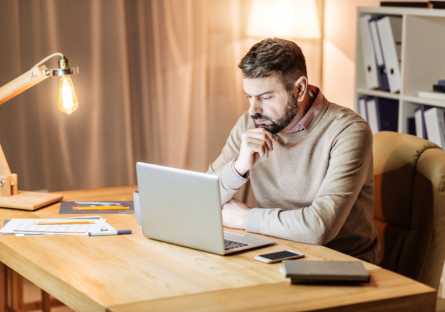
[{"x1": 280, "y1": 260, "x2": 370, "y2": 284}]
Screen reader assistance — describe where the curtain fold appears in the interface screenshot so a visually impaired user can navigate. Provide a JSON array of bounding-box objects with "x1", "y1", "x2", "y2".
[{"x1": 0, "y1": 0, "x2": 253, "y2": 192}]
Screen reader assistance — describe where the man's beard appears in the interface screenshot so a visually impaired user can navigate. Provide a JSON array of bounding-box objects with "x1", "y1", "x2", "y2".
[{"x1": 251, "y1": 91, "x2": 298, "y2": 134}]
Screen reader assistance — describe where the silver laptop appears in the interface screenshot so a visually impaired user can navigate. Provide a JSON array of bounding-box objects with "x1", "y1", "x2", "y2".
[{"x1": 136, "y1": 162, "x2": 275, "y2": 255}]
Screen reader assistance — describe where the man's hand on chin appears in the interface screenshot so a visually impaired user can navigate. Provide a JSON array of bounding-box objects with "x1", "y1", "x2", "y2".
[{"x1": 222, "y1": 198, "x2": 251, "y2": 229}]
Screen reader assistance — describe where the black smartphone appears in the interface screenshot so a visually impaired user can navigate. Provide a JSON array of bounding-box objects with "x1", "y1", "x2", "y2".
[{"x1": 254, "y1": 250, "x2": 304, "y2": 263}]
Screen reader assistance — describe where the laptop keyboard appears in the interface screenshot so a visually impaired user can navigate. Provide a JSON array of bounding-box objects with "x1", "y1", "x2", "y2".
[{"x1": 224, "y1": 239, "x2": 249, "y2": 250}]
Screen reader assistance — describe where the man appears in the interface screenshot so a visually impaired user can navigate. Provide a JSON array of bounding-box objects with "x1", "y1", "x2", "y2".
[{"x1": 207, "y1": 38, "x2": 380, "y2": 263}]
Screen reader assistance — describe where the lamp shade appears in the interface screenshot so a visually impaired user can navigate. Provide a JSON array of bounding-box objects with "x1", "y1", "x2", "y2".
[{"x1": 247, "y1": 0, "x2": 321, "y2": 39}]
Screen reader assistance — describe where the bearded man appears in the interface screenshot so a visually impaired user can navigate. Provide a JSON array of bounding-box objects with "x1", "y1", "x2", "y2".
[{"x1": 207, "y1": 38, "x2": 380, "y2": 263}]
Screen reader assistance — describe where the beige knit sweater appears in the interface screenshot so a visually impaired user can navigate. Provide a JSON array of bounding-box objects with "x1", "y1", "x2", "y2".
[{"x1": 208, "y1": 97, "x2": 380, "y2": 263}]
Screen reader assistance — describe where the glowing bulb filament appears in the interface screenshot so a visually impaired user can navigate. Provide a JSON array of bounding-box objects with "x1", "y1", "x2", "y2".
[{"x1": 58, "y1": 75, "x2": 78, "y2": 114}]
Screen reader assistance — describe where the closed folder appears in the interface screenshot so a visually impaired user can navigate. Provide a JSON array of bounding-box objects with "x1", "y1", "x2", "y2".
[
  {"x1": 281, "y1": 260, "x2": 370, "y2": 284},
  {"x1": 376, "y1": 16, "x2": 402, "y2": 93},
  {"x1": 369, "y1": 17, "x2": 390, "y2": 92},
  {"x1": 366, "y1": 97, "x2": 399, "y2": 133},
  {"x1": 358, "y1": 96, "x2": 369, "y2": 121},
  {"x1": 424, "y1": 107, "x2": 445, "y2": 148},
  {"x1": 359, "y1": 15, "x2": 380, "y2": 89},
  {"x1": 414, "y1": 105, "x2": 431, "y2": 140}
]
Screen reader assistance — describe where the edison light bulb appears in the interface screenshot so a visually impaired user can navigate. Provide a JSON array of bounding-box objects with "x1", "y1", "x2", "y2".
[{"x1": 58, "y1": 75, "x2": 78, "y2": 114}]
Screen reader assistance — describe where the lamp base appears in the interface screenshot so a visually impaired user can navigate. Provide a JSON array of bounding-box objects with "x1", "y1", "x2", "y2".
[{"x1": 0, "y1": 191, "x2": 63, "y2": 211}]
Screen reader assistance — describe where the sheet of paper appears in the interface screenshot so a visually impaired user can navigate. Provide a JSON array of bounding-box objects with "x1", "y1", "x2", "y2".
[
  {"x1": 0, "y1": 218, "x2": 107, "y2": 236},
  {"x1": 15, "y1": 223, "x2": 115, "y2": 236},
  {"x1": 2, "y1": 217, "x2": 114, "y2": 236}
]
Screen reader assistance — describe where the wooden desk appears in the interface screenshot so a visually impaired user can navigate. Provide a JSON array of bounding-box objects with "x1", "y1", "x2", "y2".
[{"x1": 0, "y1": 186, "x2": 437, "y2": 312}]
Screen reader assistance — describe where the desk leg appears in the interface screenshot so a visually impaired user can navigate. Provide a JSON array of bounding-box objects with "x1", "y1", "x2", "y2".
[
  {"x1": 0, "y1": 262, "x2": 6, "y2": 312},
  {"x1": 10, "y1": 270, "x2": 24, "y2": 312},
  {"x1": 41, "y1": 290, "x2": 50, "y2": 312}
]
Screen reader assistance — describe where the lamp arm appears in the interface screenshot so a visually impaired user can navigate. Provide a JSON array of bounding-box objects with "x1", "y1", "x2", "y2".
[
  {"x1": 0, "y1": 65, "x2": 50, "y2": 106},
  {"x1": 0, "y1": 53, "x2": 68, "y2": 107}
]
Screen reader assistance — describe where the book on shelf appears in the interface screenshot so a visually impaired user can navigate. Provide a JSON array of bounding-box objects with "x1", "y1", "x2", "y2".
[
  {"x1": 433, "y1": 85, "x2": 445, "y2": 93},
  {"x1": 428, "y1": 1, "x2": 445, "y2": 9},
  {"x1": 439, "y1": 80, "x2": 445, "y2": 87},
  {"x1": 364, "y1": 97, "x2": 399, "y2": 133},
  {"x1": 407, "y1": 117, "x2": 416, "y2": 136},
  {"x1": 380, "y1": 1, "x2": 445, "y2": 8},
  {"x1": 380, "y1": 2, "x2": 429, "y2": 8},
  {"x1": 418, "y1": 90, "x2": 445, "y2": 101},
  {"x1": 424, "y1": 107, "x2": 445, "y2": 148}
]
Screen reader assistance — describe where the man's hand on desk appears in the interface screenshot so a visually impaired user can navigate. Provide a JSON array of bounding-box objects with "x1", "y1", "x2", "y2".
[{"x1": 222, "y1": 198, "x2": 251, "y2": 229}]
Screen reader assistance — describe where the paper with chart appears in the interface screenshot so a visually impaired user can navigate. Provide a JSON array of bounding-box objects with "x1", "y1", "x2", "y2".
[
  {"x1": 0, "y1": 217, "x2": 107, "y2": 236},
  {"x1": 2, "y1": 217, "x2": 115, "y2": 236}
]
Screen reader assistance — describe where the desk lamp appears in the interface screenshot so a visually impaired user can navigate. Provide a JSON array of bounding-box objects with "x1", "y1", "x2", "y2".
[{"x1": 0, "y1": 53, "x2": 79, "y2": 210}]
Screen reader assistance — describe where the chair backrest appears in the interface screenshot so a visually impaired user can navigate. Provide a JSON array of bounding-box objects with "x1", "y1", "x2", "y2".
[{"x1": 373, "y1": 131, "x2": 445, "y2": 289}]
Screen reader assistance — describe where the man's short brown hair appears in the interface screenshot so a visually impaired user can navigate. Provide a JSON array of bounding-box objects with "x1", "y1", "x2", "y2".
[{"x1": 238, "y1": 38, "x2": 307, "y2": 93}]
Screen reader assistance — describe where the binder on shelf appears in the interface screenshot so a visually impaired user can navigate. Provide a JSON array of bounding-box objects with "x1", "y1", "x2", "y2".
[
  {"x1": 369, "y1": 17, "x2": 390, "y2": 92},
  {"x1": 414, "y1": 105, "x2": 431, "y2": 140},
  {"x1": 424, "y1": 107, "x2": 445, "y2": 148},
  {"x1": 376, "y1": 16, "x2": 402, "y2": 93},
  {"x1": 359, "y1": 15, "x2": 380, "y2": 89},
  {"x1": 358, "y1": 96, "x2": 369, "y2": 121},
  {"x1": 366, "y1": 97, "x2": 379, "y2": 133},
  {"x1": 366, "y1": 97, "x2": 399, "y2": 133}
]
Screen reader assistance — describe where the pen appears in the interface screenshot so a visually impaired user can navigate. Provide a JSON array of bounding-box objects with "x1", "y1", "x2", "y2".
[
  {"x1": 88, "y1": 230, "x2": 132, "y2": 236},
  {"x1": 36, "y1": 221, "x2": 95, "y2": 225},
  {"x1": 73, "y1": 206, "x2": 130, "y2": 210}
]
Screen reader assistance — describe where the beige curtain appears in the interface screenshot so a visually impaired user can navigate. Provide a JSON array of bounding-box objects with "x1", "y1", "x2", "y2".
[
  {"x1": 0, "y1": 0, "x2": 254, "y2": 192},
  {"x1": 0, "y1": 0, "x2": 322, "y2": 193}
]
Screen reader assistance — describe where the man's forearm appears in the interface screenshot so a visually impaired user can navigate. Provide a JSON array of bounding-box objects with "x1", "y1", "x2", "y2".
[
  {"x1": 209, "y1": 159, "x2": 248, "y2": 205},
  {"x1": 243, "y1": 195, "x2": 353, "y2": 246}
]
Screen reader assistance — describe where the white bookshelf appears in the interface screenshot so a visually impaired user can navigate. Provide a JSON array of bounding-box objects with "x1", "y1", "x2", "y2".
[{"x1": 354, "y1": 7, "x2": 445, "y2": 135}]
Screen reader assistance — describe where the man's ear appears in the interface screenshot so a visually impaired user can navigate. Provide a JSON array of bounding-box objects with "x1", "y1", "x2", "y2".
[{"x1": 293, "y1": 76, "x2": 308, "y2": 102}]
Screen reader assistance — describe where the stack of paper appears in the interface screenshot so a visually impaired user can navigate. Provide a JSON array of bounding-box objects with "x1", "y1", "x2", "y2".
[{"x1": 1, "y1": 216, "x2": 114, "y2": 237}]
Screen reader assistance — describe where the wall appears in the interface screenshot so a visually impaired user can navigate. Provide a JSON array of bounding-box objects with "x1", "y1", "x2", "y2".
[{"x1": 322, "y1": 0, "x2": 379, "y2": 109}]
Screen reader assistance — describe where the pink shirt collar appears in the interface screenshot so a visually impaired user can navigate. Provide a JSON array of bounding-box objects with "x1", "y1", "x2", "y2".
[{"x1": 289, "y1": 85, "x2": 324, "y2": 133}]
